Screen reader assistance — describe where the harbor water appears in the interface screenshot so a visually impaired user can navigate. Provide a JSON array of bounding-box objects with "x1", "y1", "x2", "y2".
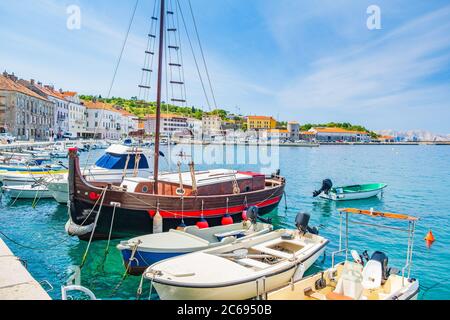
[{"x1": 0, "y1": 145, "x2": 449, "y2": 300}]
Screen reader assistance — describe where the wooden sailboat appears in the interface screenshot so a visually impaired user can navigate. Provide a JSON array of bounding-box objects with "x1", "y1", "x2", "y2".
[{"x1": 66, "y1": 0, "x2": 286, "y2": 240}]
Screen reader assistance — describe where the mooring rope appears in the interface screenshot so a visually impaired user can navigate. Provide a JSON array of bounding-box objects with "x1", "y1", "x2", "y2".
[{"x1": 80, "y1": 187, "x2": 107, "y2": 269}]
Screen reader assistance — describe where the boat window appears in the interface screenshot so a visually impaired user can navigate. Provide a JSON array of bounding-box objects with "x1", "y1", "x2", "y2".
[{"x1": 95, "y1": 153, "x2": 149, "y2": 170}]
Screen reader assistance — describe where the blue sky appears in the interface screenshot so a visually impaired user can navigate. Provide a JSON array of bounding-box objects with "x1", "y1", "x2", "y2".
[{"x1": 0, "y1": 0, "x2": 449, "y2": 133}]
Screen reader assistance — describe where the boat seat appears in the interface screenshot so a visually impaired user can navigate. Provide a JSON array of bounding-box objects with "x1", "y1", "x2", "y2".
[
  {"x1": 236, "y1": 258, "x2": 271, "y2": 270},
  {"x1": 362, "y1": 260, "x2": 382, "y2": 290},
  {"x1": 334, "y1": 262, "x2": 364, "y2": 300},
  {"x1": 215, "y1": 230, "x2": 247, "y2": 241}
]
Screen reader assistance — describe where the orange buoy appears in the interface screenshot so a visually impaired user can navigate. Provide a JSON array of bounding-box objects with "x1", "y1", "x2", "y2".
[
  {"x1": 222, "y1": 214, "x2": 234, "y2": 226},
  {"x1": 425, "y1": 230, "x2": 435, "y2": 242},
  {"x1": 196, "y1": 219, "x2": 209, "y2": 229},
  {"x1": 425, "y1": 230, "x2": 435, "y2": 248}
]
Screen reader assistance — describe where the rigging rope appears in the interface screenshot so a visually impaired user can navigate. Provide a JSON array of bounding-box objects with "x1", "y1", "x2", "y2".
[
  {"x1": 80, "y1": 186, "x2": 108, "y2": 269},
  {"x1": 187, "y1": 0, "x2": 217, "y2": 109},
  {"x1": 84, "y1": 0, "x2": 140, "y2": 171},
  {"x1": 175, "y1": 0, "x2": 212, "y2": 110}
]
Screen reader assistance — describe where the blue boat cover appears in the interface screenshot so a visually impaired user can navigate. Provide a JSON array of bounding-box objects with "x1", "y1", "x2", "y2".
[{"x1": 95, "y1": 153, "x2": 149, "y2": 170}]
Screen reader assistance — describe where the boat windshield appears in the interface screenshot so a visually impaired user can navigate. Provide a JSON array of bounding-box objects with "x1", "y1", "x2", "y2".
[{"x1": 95, "y1": 153, "x2": 149, "y2": 170}]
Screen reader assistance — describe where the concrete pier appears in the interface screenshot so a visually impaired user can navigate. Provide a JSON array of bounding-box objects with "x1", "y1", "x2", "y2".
[{"x1": 0, "y1": 238, "x2": 51, "y2": 300}]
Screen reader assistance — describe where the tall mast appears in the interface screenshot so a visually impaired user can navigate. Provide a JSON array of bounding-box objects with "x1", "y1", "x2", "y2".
[{"x1": 154, "y1": 0, "x2": 165, "y2": 194}]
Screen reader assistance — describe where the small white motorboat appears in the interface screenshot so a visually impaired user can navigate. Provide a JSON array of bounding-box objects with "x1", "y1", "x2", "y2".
[
  {"x1": 117, "y1": 208, "x2": 273, "y2": 275},
  {"x1": 2, "y1": 184, "x2": 54, "y2": 199},
  {"x1": 144, "y1": 213, "x2": 329, "y2": 300},
  {"x1": 314, "y1": 179, "x2": 387, "y2": 201},
  {"x1": 268, "y1": 208, "x2": 420, "y2": 301},
  {"x1": 47, "y1": 174, "x2": 69, "y2": 204},
  {"x1": 0, "y1": 169, "x2": 68, "y2": 187}
]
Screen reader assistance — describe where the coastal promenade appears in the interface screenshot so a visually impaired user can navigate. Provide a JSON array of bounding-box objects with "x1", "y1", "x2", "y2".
[{"x1": 0, "y1": 238, "x2": 51, "y2": 300}]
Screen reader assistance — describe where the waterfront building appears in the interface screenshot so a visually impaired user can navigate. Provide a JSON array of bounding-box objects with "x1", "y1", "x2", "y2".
[
  {"x1": 378, "y1": 135, "x2": 395, "y2": 143},
  {"x1": 300, "y1": 131, "x2": 317, "y2": 142},
  {"x1": 62, "y1": 91, "x2": 87, "y2": 138},
  {"x1": 262, "y1": 129, "x2": 290, "y2": 141},
  {"x1": 19, "y1": 80, "x2": 70, "y2": 138},
  {"x1": 247, "y1": 116, "x2": 277, "y2": 130},
  {"x1": 202, "y1": 115, "x2": 222, "y2": 138},
  {"x1": 144, "y1": 113, "x2": 189, "y2": 137},
  {"x1": 287, "y1": 122, "x2": 300, "y2": 141},
  {"x1": 119, "y1": 109, "x2": 139, "y2": 137},
  {"x1": 186, "y1": 118, "x2": 203, "y2": 137},
  {"x1": 306, "y1": 127, "x2": 370, "y2": 142},
  {"x1": 0, "y1": 73, "x2": 54, "y2": 140},
  {"x1": 84, "y1": 100, "x2": 123, "y2": 140}
]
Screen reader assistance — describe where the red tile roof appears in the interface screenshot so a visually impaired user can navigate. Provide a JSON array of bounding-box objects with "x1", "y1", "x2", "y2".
[{"x1": 0, "y1": 75, "x2": 50, "y2": 102}]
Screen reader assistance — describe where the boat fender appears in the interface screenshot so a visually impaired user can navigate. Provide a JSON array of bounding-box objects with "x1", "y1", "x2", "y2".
[
  {"x1": 222, "y1": 214, "x2": 234, "y2": 226},
  {"x1": 196, "y1": 218, "x2": 209, "y2": 229},
  {"x1": 242, "y1": 208, "x2": 248, "y2": 221},
  {"x1": 65, "y1": 219, "x2": 95, "y2": 237},
  {"x1": 177, "y1": 222, "x2": 187, "y2": 231},
  {"x1": 313, "y1": 179, "x2": 333, "y2": 197},
  {"x1": 153, "y1": 211, "x2": 163, "y2": 234}
]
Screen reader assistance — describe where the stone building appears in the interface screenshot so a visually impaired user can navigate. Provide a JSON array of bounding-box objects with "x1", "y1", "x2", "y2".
[
  {"x1": 202, "y1": 115, "x2": 222, "y2": 138},
  {"x1": 144, "y1": 113, "x2": 189, "y2": 137},
  {"x1": 19, "y1": 79, "x2": 71, "y2": 138},
  {"x1": 83, "y1": 100, "x2": 123, "y2": 140},
  {"x1": 62, "y1": 91, "x2": 87, "y2": 138},
  {"x1": 287, "y1": 121, "x2": 300, "y2": 141},
  {"x1": 0, "y1": 73, "x2": 54, "y2": 140}
]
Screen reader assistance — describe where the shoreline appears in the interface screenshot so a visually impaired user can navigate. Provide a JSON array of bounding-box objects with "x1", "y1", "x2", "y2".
[{"x1": 1, "y1": 140, "x2": 449, "y2": 151}]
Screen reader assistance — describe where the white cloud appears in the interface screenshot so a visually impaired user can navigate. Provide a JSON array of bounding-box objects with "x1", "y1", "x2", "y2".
[{"x1": 274, "y1": 5, "x2": 450, "y2": 131}]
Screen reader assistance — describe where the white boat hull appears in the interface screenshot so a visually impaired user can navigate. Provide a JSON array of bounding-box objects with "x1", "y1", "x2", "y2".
[
  {"x1": 152, "y1": 245, "x2": 326, "y2": 300},
  {"x1": 320, "y1": 189, "x2": 383, "y2": 201},
  {"x1": 2, "y1": 185, "x2": 53, "y2": 199},
  {"x1": 46, "y1": 168, "x2": 153, "y2": 204},
  {"x1": 48, "y1": 182, "x2": 69, "y2": 204}
]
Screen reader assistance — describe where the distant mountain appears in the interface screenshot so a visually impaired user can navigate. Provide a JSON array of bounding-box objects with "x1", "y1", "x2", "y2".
[{"x1": 376, "y1": 130, "x2": 450, "y2": 142}]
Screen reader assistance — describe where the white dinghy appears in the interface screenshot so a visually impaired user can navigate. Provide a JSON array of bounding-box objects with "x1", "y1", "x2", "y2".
[
  {"x1": 144, "y1": 213, "x2": 329, "y2": 300},
  {"x1": 117, "y1": 207, "x2": 273, "y2": 275},
  {"x1": 268, "y1": 208, "x2": 420, "y2": 301}
]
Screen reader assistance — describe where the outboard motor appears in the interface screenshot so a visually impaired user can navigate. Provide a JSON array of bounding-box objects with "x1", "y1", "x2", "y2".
[
  {"x1": 295, "y1": 213, "x2": 319, "y2": 235},
  {"x1": 246, "y1": 206, "x2": 273, "y2": 225},
  {"x1": 370, "y1": 251, "x2": 389, "y2": 284},
  {"x1": 246, "y1": 206, "x2": 259, "y2": 225},
  {"x1": 313, "y1": 179, "x2": 333, "y2": 198}
]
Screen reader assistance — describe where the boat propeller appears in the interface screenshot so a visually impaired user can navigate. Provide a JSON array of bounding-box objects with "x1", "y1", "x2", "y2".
[{"x1": 313, "y1": 179, "x2": 333, "y2": 197}]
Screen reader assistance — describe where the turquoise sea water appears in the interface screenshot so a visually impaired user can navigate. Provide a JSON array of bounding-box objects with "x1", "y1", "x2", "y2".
[{"x1": 0, "y1": 145, "x2": 449, "y2": 300}]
